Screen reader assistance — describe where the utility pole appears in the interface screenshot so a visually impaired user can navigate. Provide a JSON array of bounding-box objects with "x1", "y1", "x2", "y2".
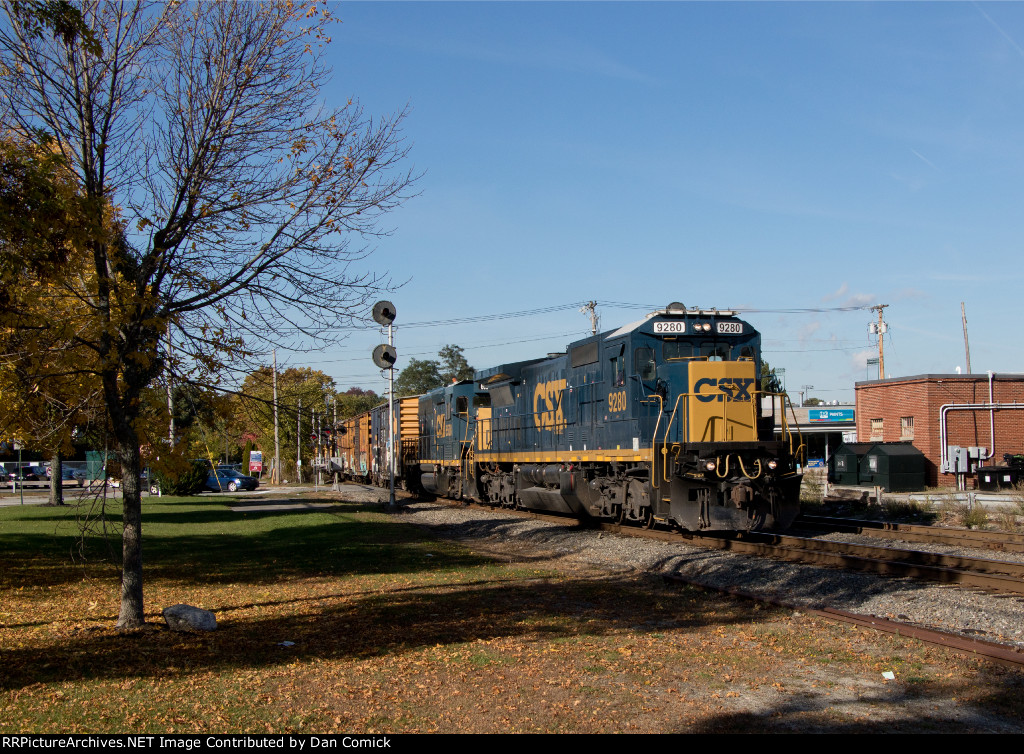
[
  {"x1": 272, "y1": 349, "x2": 280, "y2": 484},
  {"x1": 961, "y1": 302, "x2": 972, "y2": 374},
  {"x1": 331, "y1": 394, "x2": 340, "y2": 491},
  {"x1": 869, "y1": 304, "x2": 889, "y2": 379},
  {"x1": 579, "y1": 301, "x2": 599, "y2": 335},
  {"x1": 296, "y1": 397, "x2": 301, "y2": 484}
]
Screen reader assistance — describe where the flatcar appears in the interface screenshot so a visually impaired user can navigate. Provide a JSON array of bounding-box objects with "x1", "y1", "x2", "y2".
[{"x1": 341, "y1": 304, "x2": 804, "y2": 532}]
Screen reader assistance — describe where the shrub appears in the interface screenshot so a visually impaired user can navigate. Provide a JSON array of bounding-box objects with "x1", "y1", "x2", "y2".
[{"x1": 150, "y1": 453, "x2": 208, "y2": 496}]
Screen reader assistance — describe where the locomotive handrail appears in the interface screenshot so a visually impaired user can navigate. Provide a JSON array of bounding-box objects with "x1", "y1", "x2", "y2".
[
  {"x1": 782, "y1": 392, "x2": 805, "y2": 464},
  {"x1": 663, "y1": 392, "x2": 687, "y2": 446},
  {"x1": 759, "y1": 389, "x2": 806, "y2": 468},
  {"x1": 662, "y1": 392, "x2": 689, "y2": 483},
  {"x1": 647, "y1": 393, "x2": 665, "y2": 491}
]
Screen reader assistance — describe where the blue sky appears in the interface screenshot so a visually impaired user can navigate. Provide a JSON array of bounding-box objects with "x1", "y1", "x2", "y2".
[{"x1": 288, "y1": 1, "x2": 1024, "y2": 403}]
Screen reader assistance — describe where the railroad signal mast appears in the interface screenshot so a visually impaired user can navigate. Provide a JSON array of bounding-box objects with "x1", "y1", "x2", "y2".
[
  {"x1": 868, "y1": 304, "x2": 889, "y2": 380},
  {"x1": 371, "y1": 301, "x2": 398, "y2": 508}
]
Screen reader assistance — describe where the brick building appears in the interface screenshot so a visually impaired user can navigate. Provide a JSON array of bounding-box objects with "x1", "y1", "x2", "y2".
[{"x1": 855, "y1": 373, "x2": 1024, "y2": 488}]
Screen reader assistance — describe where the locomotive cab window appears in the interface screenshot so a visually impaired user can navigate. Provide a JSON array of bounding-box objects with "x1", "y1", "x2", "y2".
[
  {"x1": 701, "y1": 343, "x2": 728, "y2": 361},
  {"x1": 455, "y1": 396, "x2": 469, "y2": 416},
  {"x1": 663, "y1": 341, "x2": 693, "y2": 361},
  {"x1": 634, "y1": 347, "x2": 656, "y2": 380},
  {"x1": 608, "y1": 343, "x2": 626, "y2": 386},
  {"x1": 737, "y1": 345, "x2": 756, "y2": 361},
  {"x1": 473, "y1": 394, "x2": 491, "y2": 409},
  {"x1": 610, "y1": 357, "x2": 624, "y2": 386}
]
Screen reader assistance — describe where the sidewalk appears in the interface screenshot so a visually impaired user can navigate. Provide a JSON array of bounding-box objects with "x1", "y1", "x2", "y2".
[
  {"x1": 0, "y1": 482, "x2": 309, "y2": 507},
  {"x1": 0, "y1": 484, "x2": 123, "y2": 507}
]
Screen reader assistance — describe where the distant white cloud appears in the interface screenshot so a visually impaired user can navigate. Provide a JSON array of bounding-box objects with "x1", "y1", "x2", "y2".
[
  {"x1": 799, "y1": 321, "x2": 821, "y2": 343},
  {"x1": 843, "y1": 292, "x2": 876, "y2": 308},
  {"x1": 822, "y1": 283, "x2": 848, "y2": 302},
  {"x1": 822, "y1": 282, "x2": 875, "y2": 308},
  {"x1": 847, "y1": 350, "x2": 879, "y2": 381}
]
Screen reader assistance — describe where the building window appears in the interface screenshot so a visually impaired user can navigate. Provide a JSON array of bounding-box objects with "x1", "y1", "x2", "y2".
[
  {"x1": 900, "y1": 416, "x2": 914, "y2": 440},
  {"x1": 870, "y1": 418, "x2": 883, "y2": 441}
]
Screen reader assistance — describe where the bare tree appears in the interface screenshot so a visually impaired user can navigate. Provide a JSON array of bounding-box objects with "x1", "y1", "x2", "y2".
[{"x1": 0, "y1": 0, "x2": 416, "y2": 628}]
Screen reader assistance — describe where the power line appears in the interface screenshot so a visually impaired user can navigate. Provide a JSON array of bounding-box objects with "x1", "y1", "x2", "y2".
[{"x1": 594, "y1": 300, "x2": 875, "y2": 314}]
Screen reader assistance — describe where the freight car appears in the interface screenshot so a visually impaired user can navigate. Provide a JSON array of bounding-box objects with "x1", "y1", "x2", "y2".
[
  {"x1": 342, "y1": 304, "x2": 804, "y2": 532},
  {"x1": 331, "y1": 396, "x2": 420, "y2": 488}
]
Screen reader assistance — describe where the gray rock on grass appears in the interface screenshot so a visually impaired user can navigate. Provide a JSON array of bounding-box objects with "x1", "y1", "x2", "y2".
[{"x1": 162, "y1": 603, "x2": 217, "y2": 632}]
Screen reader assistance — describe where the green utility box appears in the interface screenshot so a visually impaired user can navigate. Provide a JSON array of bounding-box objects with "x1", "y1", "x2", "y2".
[
  {"x1": 830, "y1": 443, "x2": 875, "y2": 485},
  {"x1": 858, "y1": 442, "x2": 926, "y2": 492}
]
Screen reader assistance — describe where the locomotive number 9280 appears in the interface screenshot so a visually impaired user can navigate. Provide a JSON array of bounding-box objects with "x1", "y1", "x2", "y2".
[{"x1": 335, "y1": 303, "x2": 805, "y2": 534}]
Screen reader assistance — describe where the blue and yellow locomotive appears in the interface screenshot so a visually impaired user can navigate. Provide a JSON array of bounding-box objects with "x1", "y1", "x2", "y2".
[{"x1": 413, "y1": 304, "x2": 803, "y2": 532}]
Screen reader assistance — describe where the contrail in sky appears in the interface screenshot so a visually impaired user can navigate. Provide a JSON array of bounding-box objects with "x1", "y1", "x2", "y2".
[
  {"x1": 911, "y1": 149, "x2": 938, "y2": 170},
  {"x1": 975, "y1": 2, "x2": 1024, "y2": 59}
]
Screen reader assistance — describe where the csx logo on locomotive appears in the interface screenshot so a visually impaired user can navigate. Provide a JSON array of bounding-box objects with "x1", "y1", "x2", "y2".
[
  {"x1": 693, "y1": 377, "x2": 755, "y2": 403},
  {"x1": 533, "y1": 379, "x2": 566, "y2": 432}
]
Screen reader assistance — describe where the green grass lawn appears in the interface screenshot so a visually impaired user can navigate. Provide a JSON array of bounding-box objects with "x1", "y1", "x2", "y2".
[{"x1": 3, "y1": 492, "x2": 1024, "y2": 733}]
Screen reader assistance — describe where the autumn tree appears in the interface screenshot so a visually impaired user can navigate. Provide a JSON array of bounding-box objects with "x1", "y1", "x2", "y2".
[
  {"x1": 393, "y1": 358, "x2": 442, "y2": 397},
  {"x1": 336, "y1": 386, "x2": 380, "y2": 420},
  {"x1": 0, "y1": 134, "x2": 104, "y2": 505},
  {"x1": 0, "y1": 1, "x2": 415, "y2": 628},
  {"x1": 238, "y1": 366, "x2": 337, "y2": 480},
  {"x1": 438, "y1": 344, "x2": 474, "y2": 384},
  {"x1": 394, "y1": 345, "x2": 474, "y2": 396}
]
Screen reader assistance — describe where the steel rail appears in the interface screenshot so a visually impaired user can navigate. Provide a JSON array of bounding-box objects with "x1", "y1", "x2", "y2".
[
  {"x1": 456, "y1": 502, "x2": 1024, "y2": 593},
  {"x1": 662, "y1": 573, "x2": 1024, "y2": 670},
  {"x1": 689, "y1": 531, "x2": 1024, "y2": 593},
  {"x1": 795, "y1": 514, "x2": 1024, "y2": 554},
  {"x1": 423, "y1": 498, "x2": 1024, "y2": 666}
]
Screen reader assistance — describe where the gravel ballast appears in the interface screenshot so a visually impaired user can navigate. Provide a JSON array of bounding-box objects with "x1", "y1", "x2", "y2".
[{"x1": 390, "y1": 497, "x2": 1024, "y2": 653}]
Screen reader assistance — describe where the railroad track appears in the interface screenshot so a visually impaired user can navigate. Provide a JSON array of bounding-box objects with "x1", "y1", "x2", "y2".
[
  {"x1": 406, "y1": 496, "x2": 1024, "y2": 668},
  {"x1": 686, "y1": 529, "x2": 1024, "y2": 595},
  {"x1": 454, "y1": 502, "x2": 1024, "y2": 595},
  {"x1": 794, "y1": 513, "x2": 1024, "y2": 554}
]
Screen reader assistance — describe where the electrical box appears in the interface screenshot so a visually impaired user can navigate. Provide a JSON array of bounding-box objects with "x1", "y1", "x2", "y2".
[{"x1": 945, "y1": 446, "x2": 969, "y2": 474}]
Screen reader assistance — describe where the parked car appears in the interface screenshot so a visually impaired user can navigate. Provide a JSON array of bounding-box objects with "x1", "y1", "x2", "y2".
[
  {"x1": 61, "y1": 467, "x2": 88, "y2": 487},
  {"x1": 205, "y1": 468, "x2": 259, "y2": 493},
  {"x1": 8, "y1": 465, "x2": 47, "y2": 483}
]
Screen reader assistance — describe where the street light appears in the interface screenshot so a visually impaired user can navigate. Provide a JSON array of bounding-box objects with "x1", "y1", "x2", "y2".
[
  {"x1": 866, "y1": 358, "x2": 879, "y2": 381},
  {"x1": 800, "y1": 385, "x2": 814, "y2": 406}
]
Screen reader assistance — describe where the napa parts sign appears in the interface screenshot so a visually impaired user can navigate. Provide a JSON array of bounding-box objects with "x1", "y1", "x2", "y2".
[
  {"x1": 809, "y1": 408, "x2": 855, "y2": 423},
  {"x1": 249, "y1": 451, "x2": 263, "y2": 473}
]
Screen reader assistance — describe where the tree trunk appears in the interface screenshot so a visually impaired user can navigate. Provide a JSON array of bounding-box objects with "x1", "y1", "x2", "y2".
[
  {"x1": 115, "y1": 427, "x2": 145, "y2": 629},
  {"x1": 48, "y1": 449, "x2": 63, "y2": 506}
]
